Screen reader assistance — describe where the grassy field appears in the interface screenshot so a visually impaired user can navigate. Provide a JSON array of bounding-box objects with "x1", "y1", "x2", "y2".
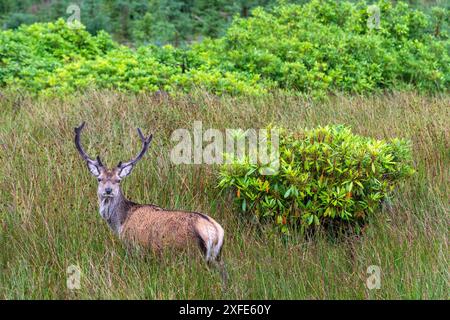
[{"x1": 0, "y1": 91, "x2": 448, "y2": 299}]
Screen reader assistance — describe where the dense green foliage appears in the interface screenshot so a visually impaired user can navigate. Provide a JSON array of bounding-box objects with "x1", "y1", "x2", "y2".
[
  {"x1": 1, "y1": 0, "x2": 448, "y2": 95},
  {"x1": 193, "y1": 0, "x2": 449, "y2": 97},
  {"x1": 0, "y1": 20, "x2": 117, "y2": 91},
  {"x1": 0, "y1": 1, "x2": 442, "y2": 45},
  {"x1": 0, "y1": 19, "x2": 266, "y2": 95},
  {"x1": 0, "y1": 0, "x2": 291, "y2": 45},
  {"x1": 219, "y1": 125, "x2": 415, "y2": 234}
]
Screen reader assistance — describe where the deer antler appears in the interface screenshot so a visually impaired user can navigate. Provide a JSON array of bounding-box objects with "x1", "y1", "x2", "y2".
[
  {"x1": 74, "y1": 122, "x2": 104, "y2": 167},
  {"x1": 117, "y1": 128, "x2": 153, "y2": 169}
]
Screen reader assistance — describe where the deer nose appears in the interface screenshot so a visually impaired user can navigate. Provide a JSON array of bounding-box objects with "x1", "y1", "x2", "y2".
[{"x1": 105, "y1": 187, "x2": 112, "y2": 194}]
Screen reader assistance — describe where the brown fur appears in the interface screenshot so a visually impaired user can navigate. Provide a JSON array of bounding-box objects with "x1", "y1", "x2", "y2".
[{"x1": 120, "y1": 206, "x2": 218, "y2": 256}]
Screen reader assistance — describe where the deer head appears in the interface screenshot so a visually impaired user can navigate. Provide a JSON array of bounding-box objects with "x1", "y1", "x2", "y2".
[{"x1": 74, "y1": 122, "x2": 153, "y2": 200}]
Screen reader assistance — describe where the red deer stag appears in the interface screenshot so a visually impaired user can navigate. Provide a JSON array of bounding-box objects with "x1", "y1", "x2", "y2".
[{"x1": 74, "y1": 122, "x2": 227, "y2": 285}]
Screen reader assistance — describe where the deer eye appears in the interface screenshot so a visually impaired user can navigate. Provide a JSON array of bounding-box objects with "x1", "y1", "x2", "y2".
[{"x1": 97, "y1": 178, "x2": 102, "y2": 182}]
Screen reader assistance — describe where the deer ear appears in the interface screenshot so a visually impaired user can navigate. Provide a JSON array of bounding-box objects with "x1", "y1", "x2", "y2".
[
  {"x1": 87, "y1": 163, "x2": 101, "y2": 177},
  {"x1": 117, "y1": 164, "x2": 134, "y2": 178}
]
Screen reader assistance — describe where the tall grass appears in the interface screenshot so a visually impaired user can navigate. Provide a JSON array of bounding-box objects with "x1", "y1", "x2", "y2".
[{"x1": 0, "y1": 91, "x2": 448, "y2": 299}]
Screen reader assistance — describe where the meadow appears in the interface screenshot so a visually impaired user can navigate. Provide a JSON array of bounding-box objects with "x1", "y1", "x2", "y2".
[{"x1": 0, "y1": 90, "x2": 448, "y2": 299}]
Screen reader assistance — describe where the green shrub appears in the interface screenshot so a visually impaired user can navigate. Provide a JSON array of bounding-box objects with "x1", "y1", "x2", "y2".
[
  {"x1": 218, "y1": 125, "x2": 415, "y2": 234},
  {"x1": 0, "y1": 1, "x2": 448, "y2": 96},
  {"x1": 0, "y1": 19, "x2": 117, "y2": 91},
  {"x1": 194, "y1": 0, "x2": 449, "y2": 97},
  {"x1": 43, "y1": 46, "x2": 179, "y2": 94},
  {"x1": 0, "y1": 19, "x2": 261, "y2": 95}
]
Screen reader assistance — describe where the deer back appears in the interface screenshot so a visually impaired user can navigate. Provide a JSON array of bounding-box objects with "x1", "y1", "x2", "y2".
[{"x1": 120, "y1": 205, "x2": 222, "y2": 256}]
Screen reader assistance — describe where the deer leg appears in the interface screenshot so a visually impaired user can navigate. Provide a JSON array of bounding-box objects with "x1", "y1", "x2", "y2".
[{"x1": 207, "y1": 255, "x2": 228, "y2": 291}]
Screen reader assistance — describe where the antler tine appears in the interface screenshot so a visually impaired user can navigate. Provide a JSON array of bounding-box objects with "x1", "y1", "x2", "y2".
[
  {"x1": 118, "y1": 128, "x2": 153, "y2": 168},
  {"x1": 137, "y1": 128, "x2": 146, "y2": 142},
  {"x1": 96, "y1": 155, "x2": 104, "y2": 167},
  {"x1": 74, "y1": 122, "x2": 103, "y2": 166}
]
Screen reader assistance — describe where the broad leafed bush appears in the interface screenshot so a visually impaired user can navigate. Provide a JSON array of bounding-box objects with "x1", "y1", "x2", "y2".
[
  {"x1": 193, "y1": 0, "x2": 449, "y2": 98},
  {"x1": 0, "y1": 1, "x2": 448, "y2": 96},
  {"x1": 0, "y1": 19, "x2": 117, "y2": 91},
  {"x1": 218, "y1": 125, "x2": 415, "y2": 234}
]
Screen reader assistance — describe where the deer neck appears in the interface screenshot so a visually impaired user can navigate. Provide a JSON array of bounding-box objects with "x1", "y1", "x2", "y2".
[{"x1": 99, "y1": 190, "x2": 131, "y2": 235}]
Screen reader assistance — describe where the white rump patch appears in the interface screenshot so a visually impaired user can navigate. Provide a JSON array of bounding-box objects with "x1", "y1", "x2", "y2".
[
  {"x1": 210, "y1": 221, "x2": 224, "y2": 260},
  {"x1": 204, "y1": 224, "x2": 216, "y2": 261}
]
